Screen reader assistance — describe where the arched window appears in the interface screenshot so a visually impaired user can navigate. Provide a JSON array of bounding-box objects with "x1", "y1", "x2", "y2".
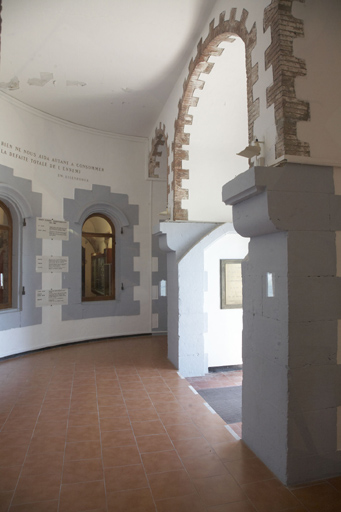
[
  {"x1": 0, "y1": 200, "x2": 12, "y2": 309},
  {"x1": 81, "y1": 214, "x2": 115, "y2": 301}
]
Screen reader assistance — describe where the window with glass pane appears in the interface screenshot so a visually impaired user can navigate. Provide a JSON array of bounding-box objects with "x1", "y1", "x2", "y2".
[
  {"x1": 0, "y1": 201, "x2": 12, "y2": 309},
  {"x1": 82, "y1": 214, "x2": 115, "y2": 301}
]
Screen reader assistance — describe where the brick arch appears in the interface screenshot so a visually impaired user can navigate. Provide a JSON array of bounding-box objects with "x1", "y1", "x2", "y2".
[
  {"x1": 148, "y1": 123, "x2": 170, "y2": 191},
  {"x1": 172, "y1": 9, "x2": 259, "y2": 221}
]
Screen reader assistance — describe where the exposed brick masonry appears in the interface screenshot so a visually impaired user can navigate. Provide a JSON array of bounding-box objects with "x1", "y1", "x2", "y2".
[
  {"x1": 0, "y1": 0, "x2": 2, "y2": 60},
  {"x1": 172, "y1": 9, "x2": 259, "y2": 221},
  {"x1": 148, "y1": 124, "x2": 170, "y2": 197},
  {"x1": 264, "y1": 0, "x2": 310, "y2": 159}
]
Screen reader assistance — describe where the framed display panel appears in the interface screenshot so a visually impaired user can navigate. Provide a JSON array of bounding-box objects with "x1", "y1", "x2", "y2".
[
  {"x1": 0, "y1": 201, "x2": 12, "y2": 310},
  {"x1": 220, "y1": 259, "x2": 243, "y2": 309}
]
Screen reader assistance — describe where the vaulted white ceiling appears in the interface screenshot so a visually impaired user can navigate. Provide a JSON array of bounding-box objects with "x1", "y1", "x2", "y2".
[{"x1": 0, "y1": 0, "x2": 217, "y2": 137}]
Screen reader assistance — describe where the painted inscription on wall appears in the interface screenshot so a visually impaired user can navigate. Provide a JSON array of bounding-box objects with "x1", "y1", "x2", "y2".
[{"x1": 0, "y1": 140, "x2": 105, "y2": 183}]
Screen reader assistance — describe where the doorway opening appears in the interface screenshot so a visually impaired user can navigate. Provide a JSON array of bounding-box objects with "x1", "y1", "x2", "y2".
[{"x1": 167, "y1": 11, "x2": 258, "y2": 436}]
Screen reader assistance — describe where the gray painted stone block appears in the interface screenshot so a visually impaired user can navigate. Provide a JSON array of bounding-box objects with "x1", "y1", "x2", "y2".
[
  {"x1": 256, "y1": 164, "x2": 334, "y2": 194},
  {"x1": 243, "y1": 313, "x2": 289, "y2": 364},
  {"x1": 289, "y1": 276, "x2": 341, "y2": 322},
  {"x1": 262, "y1": 275, "x2": 289, "y2": 322},
  {"x1": 152, "y1": 234, "x2": 167, "y2": 332},
  {"x1": 288, "y1": 231, "x2": 336, "y2": 277},
  {"x1": 268, "y1": 190, "x2": 331, "y2": 232},
  {"x1": 289, "y1": 365, "x2": 341, "y2": 412},
  {"x1": 243, "y1": 355, "x2": 288, "y2": 415},
  {"x1": 287, "y1": 451, "x2": 341, "y2": 486},
  {"x1": 246, "y1": 232, "x2": 288, "y2": 273},
  {"x1": 243, "y1": 390, "x2": 288, "y2": 483},
  {"x1": 243, "y1": 233, "x2": 289, "y2": 322},
  {"x1": 288, "y1": 407, "x2": 337, "y2": 457},
  {"x1": 166, "y1": 251, "x2": 179, "y2": 368},
  {"x1": 289, "y1": 320, "x2": 337, "y2": 368},
  {"x1": 223, "y1": 165, "x2": 334, "y2": 208},
  {"x1": 329, "y1": 194, "x2": 341, "y2": 231},
  {"x1": 233, "y1": 191, "x2": 277, "y2": 237},
  {"x1": 241, "y1": 272, "x2": 263, "y2": 316},
  {"x1": 259, "y1": 360, "x2": 289, "y2": 411}
]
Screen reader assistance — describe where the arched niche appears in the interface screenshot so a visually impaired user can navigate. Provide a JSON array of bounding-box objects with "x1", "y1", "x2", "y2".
[
  {"x1": 172, "y1": 9, "x2": 259, "y2": 221},
  {"x1": 184, "y1": 35, "x2": 248, "y2": 223}
]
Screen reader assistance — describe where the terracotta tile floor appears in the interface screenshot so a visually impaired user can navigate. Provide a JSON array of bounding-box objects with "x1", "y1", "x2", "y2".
[
  {"x1": 187, "y1": 370, "x2": 243, "y2": 390},
  {"x1": 187, "y1": 370, "x2": 243, "y2": 439},
  {"x1": 0, "y1": 335, "x2": 340, "y2": 511}
]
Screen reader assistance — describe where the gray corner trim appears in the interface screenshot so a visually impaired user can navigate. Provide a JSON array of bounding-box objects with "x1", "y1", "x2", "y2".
[
  {"x1": 152, "y1": 234, "x2": 167, "y2": 333},
  {"x1": 157, "y1": 221, "x2": 220, "y2": 261},
  {"x1": 62, "y1": 185, "x2": 140, "y2": 321},
  {"x1": 156, "y1": 233, "x2": 173, "y2": 253},
  {"x1": 0, "y1": 183, "x2": 34, "y2": 217},
  {"x1": 0, "y1": 165, "x2": 42, "y2": 332},
  {"x1": 223, "y1": 184, "x2": 265, "y2": 205},
  {"x1": 75, "y1": 201, "x2": 129, "y2": 228},
  {"x1": 222, "y1": 167, "x2": 258, "y2": 206}
]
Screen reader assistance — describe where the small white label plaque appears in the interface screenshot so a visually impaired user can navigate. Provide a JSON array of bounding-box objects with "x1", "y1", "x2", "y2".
[
  {"x1": 36, "y1": 289, "x2": 68, "y2": 307},
  {"x1": 36, "y1": 256, "x2": 69, "y2": 273},
  {"x1": 36, "y1": 218, "x2": 69, "y2": 240}
]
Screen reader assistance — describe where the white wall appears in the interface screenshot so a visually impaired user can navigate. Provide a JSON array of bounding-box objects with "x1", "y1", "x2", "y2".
[
  {"x1": 183, "y1": 37, "x2": 248, "y2": 223},
  {"x1": 0, "y1": 94, "x2": 153, "y2": 358},
  {"x1": 204, "y1": 228, "x2": 249, "y2": 367}
]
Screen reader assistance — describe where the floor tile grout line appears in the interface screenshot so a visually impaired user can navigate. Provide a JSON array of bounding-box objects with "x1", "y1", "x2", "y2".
[
  {"x1": 141, "y1": 370, "x2": 224, "y2": 506},
  {"x1": 94, "y1": 363, "x2": 116, "y2": 512},
  {"x1": 118, "y1": 363, "x2": 199, "y2": 504},
  {"x1": 161, "y1": 375, "x2": 261, "y2": 506},
  {"x1": 189, "y1": 378, "x2": 243, "y2": 434},
  {"x1": 284, "y1": 483, "x2": 319, "y2": 512},
  {"x1": 118, "y1": 364, "x2": 159, "y2": 512},
  {"x1": 6, "y1": 363, "x2": 65, "y2": 512},
  {"x1": 56, "y1": 363, "x2": 76, "y2": 512},
  {"x1": 142, "y1": 371, "x2": 204, "y2": 507},
  {"x1": 0, "y1": 391, "x2": 20, "y2": 434}
]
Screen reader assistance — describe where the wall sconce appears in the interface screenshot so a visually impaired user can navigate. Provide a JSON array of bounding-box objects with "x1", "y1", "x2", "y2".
[
  {"x1": 159, "y1": 208, "x2": 170, "y2": 220},
  {"x1": 237, "y1": 138, "x2": 265, "y2": 165}
]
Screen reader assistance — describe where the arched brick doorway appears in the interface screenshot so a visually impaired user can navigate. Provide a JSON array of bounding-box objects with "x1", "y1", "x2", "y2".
[{"x1": 172, "y1": 8, "x2": 259, "y2": 221}]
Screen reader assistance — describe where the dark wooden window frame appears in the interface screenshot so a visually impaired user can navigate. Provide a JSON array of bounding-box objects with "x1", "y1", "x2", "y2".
[
  {"x1": 82, "y1": 213, "x2": 115, "y2": 302},
  {"x1": 0, "y1": 200, "x2": 12, "y2": 310}
]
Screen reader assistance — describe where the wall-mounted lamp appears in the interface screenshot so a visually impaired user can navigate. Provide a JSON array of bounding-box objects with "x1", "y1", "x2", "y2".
[
  {"x1": 159, "y1": 208, "x2": 170, "y2": 220},
  {"x1": 237, "y1": 138, "x2": 264, "y2": 164}
]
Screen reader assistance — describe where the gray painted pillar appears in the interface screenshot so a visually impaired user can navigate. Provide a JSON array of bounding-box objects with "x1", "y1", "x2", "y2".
[
  {"x1": 223, "y1": 164, "x2": 341, "y2": 485},
  {"x1": 155, "y1": 221, "x2": 219, "y2": 376}
]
